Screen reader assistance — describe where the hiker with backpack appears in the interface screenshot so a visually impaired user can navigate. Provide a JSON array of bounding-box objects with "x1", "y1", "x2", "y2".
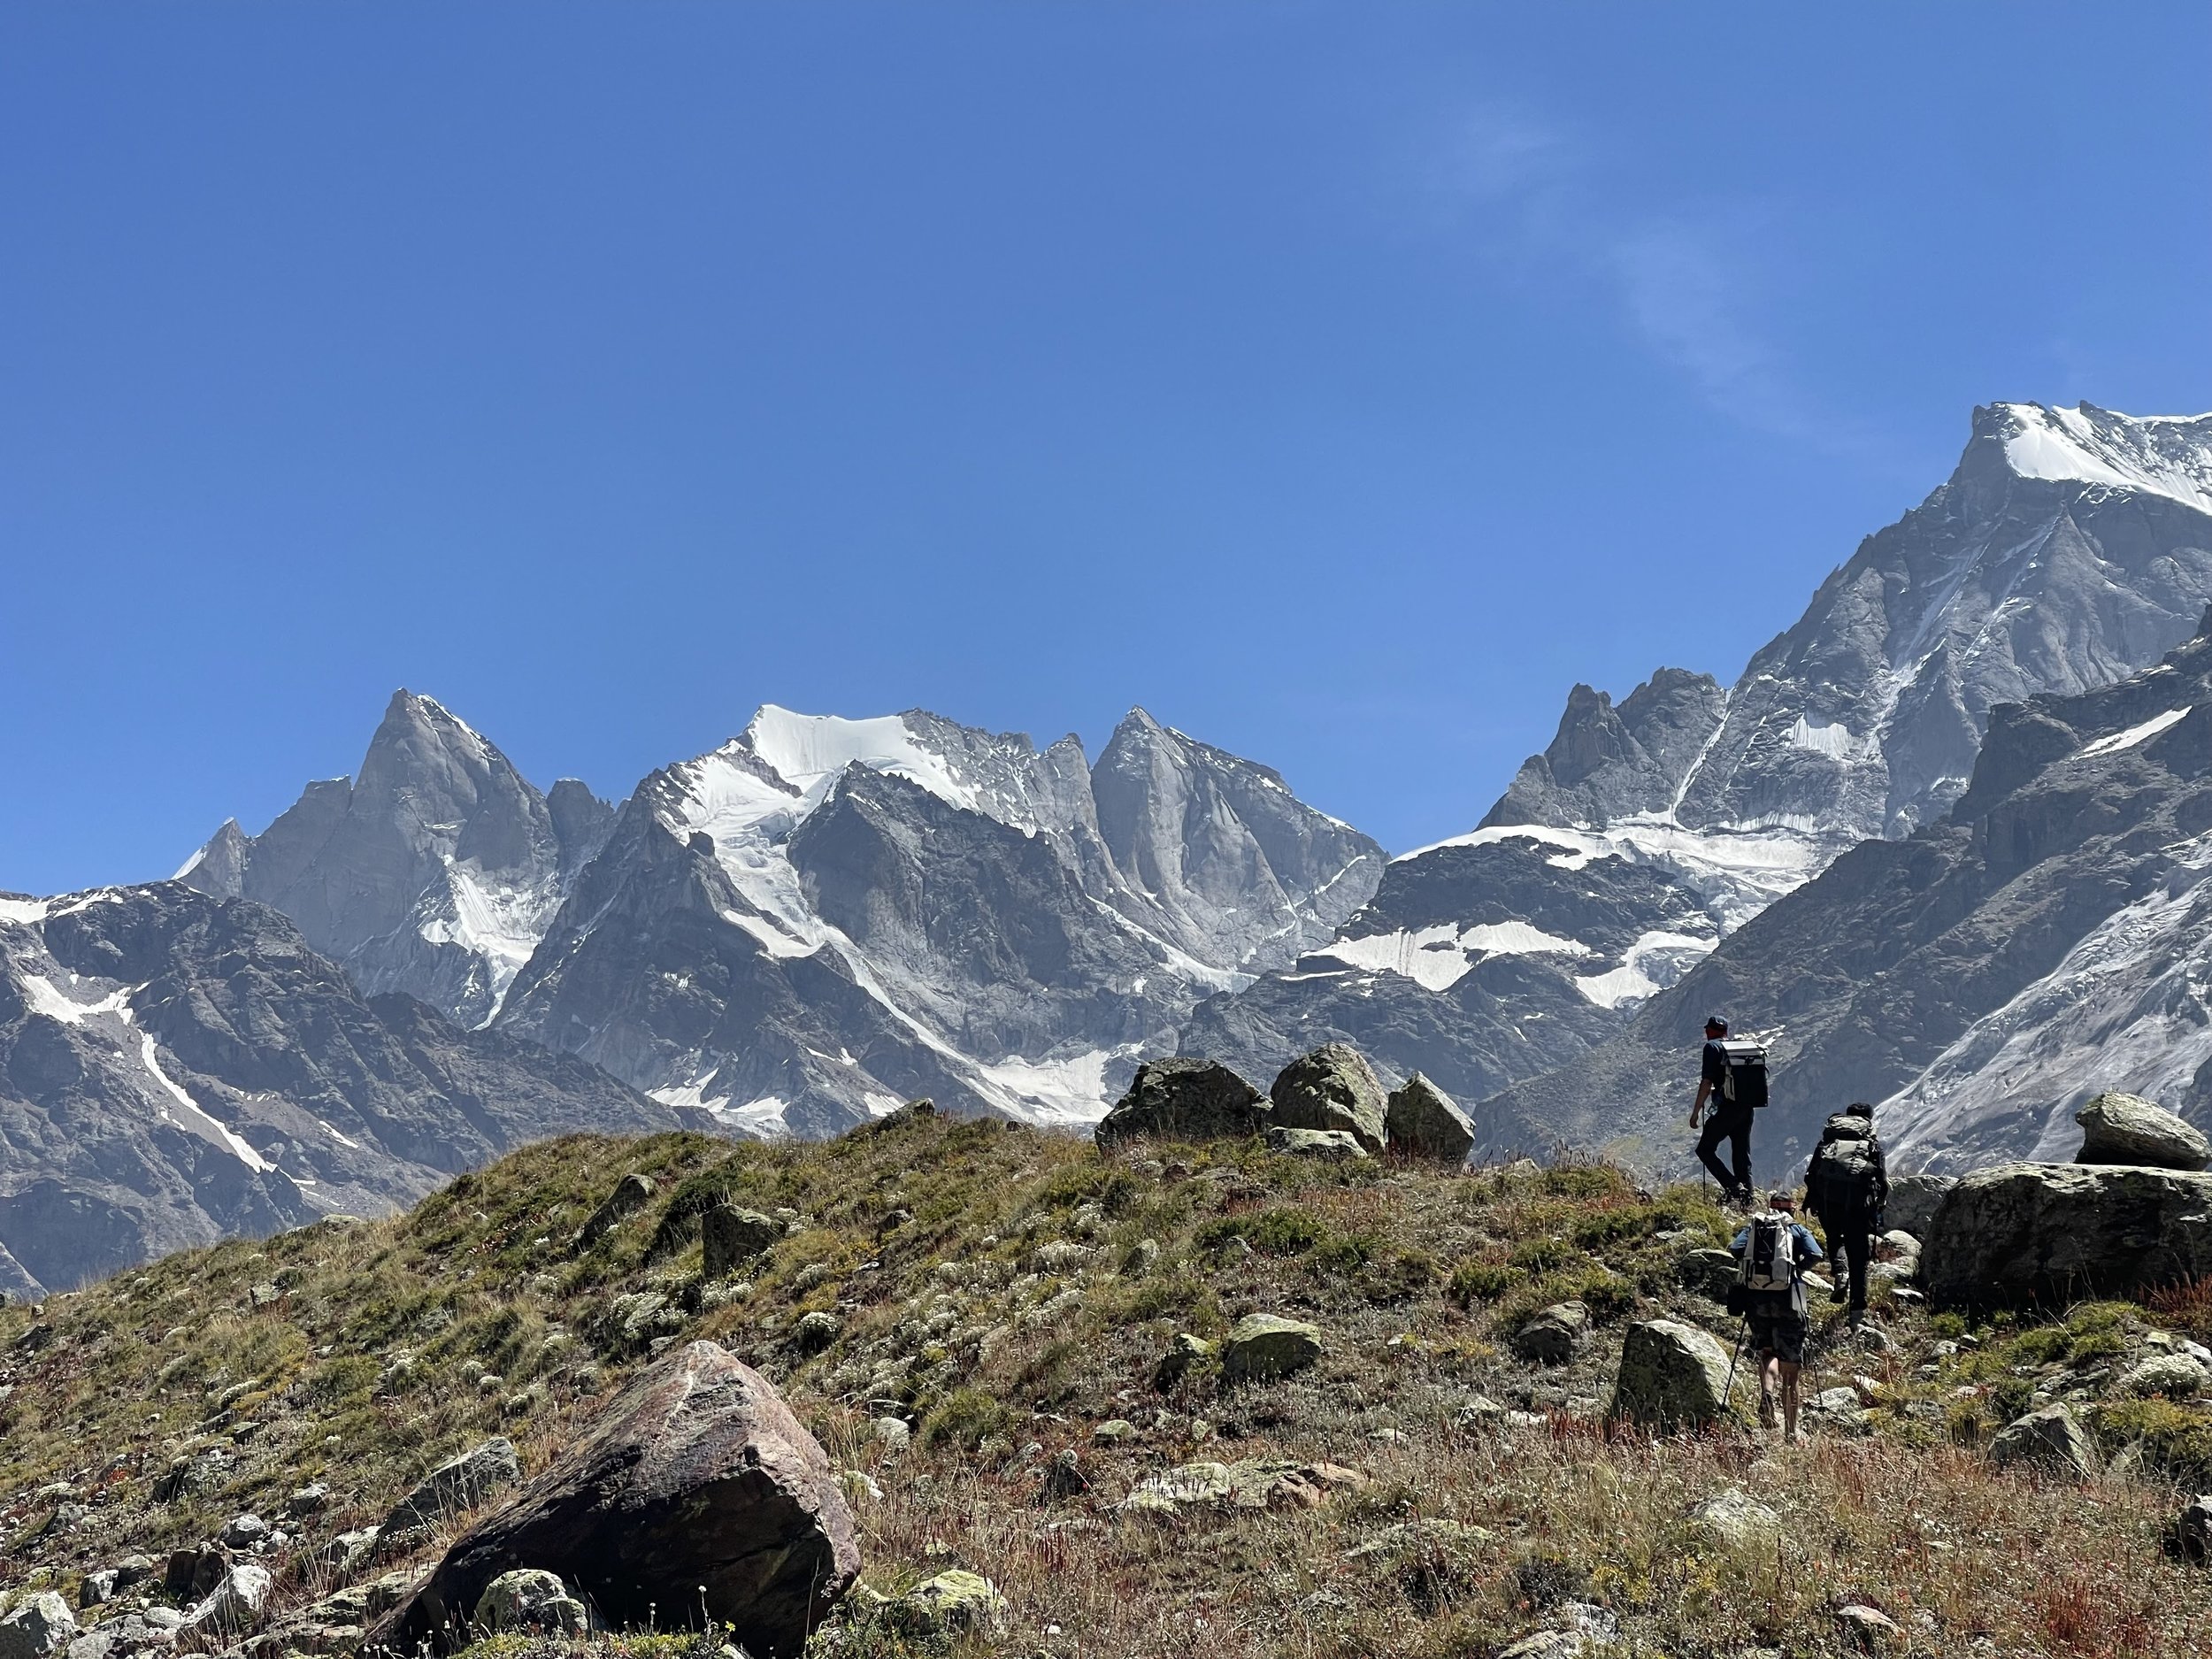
[
  {"x1": 1689, "y1": 1015, "x2": 1765, "y2": 1207},
  {"x1": 1803, "y1": 1101, "x2": 1889, "y2": 1319},
  {"x1": 1728, "y1": 1193, "x2": 1826, "y2": 1442}
]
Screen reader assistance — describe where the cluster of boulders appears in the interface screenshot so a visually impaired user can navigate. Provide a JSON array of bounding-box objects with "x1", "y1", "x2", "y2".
[{"x1": 1094, "y1": 1044, "x2": 1476, "y2": 1164}]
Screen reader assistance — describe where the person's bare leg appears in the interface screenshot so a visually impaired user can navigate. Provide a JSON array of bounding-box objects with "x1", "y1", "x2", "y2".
[
  {"x1": 1758, "y1": 1354, "x2": 1779, "y2": 1429},
  {"x1": 1779, "y1": 1360, "x2": 1801, "y2": 1441}
]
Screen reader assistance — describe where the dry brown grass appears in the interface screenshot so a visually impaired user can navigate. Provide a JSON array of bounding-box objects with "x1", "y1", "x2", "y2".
[{"x1": 0, "y1": 1114, "x2": 2207, "y2": 1657}]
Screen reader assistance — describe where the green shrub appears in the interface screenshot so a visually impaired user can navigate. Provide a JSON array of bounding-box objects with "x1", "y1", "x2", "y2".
[
  {"x1": 1509, "y1": 1237, "x2": 1571, "y2": 1274},
  {"x1": 1541, "y1": 1164, "x2": 1633, "y2": 1201},
  {"x1": 923, "y1": 1386, "x2": 1010, "y2": 1451},
  {"x1": 1448, "y1": 1261, "x2": 1524, "y2": 1306},
  {"x1": 1196, "y1": 1206, "x2": 1327, "y2": 1257},
  {"x1": 2095, "y1": 1398, "x2": 2212, "y2": 1483}
]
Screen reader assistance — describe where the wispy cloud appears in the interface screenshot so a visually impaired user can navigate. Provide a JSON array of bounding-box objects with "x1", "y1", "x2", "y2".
[{"x1": 1425, "y1": 101, "x2": 1849, "y2": 448}]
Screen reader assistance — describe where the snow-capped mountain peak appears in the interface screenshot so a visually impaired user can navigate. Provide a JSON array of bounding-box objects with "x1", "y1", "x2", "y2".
[{"x1": 1981, "y1": 401, "x2": 2212, "y2": 513}]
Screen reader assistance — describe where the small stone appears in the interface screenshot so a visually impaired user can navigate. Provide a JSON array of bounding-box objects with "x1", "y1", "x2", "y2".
[
  {"x1": 1691, "y1": 1486, "x2": 1781, "y2": 1550},
  {"x1": 1455, "y1": 1394, "x2": 1508, "y2": 1427},
  {"x1": 1153, "y1": 1332, "x2": 1216, "y2": 1390},
  {"x1": 839, "y1": 1470, "x2": 883, "y2": 1504},
  {"x1": 575, "y1": 1172, "x2": 657, "y2": 1248},
  {"x1": 883, "y1": 1571, "x2": 1006, "y2": 1638},
  {"x1": 1262, "y1": 1125, "x2": 1371, "y2": 1160},
  {"x1": 1221, "y1": 1314, "x2": 1324, "y2": 1384},
  {"x1": 286, "y1": 1483, "x2": 330, "y2": 1517},
  {"x1": 218, "y1": 1514, "x2": 268, "y2": 1550},
  {"x1": 1513, "y1": 1301, "x2": 1591, "y2": 1365},
  {"x1": 1681, "y1": 1248, "x2": 1740, "y2": 1300},
  {"x1": 472, "y1": 1569, "x2": 588, "y2": 1637},
  {"x1": 1122, "y1": 1239, "x2": 1161, "y2": 1276},
  {"x1": 1834, "y1": 1602, "x2": 1902, "y2": 1647},
  {"x1": 183, "y1": 1564, "x2": 272, "y2": 1637},
  {"x1": 1091, "y1": 1418, "x2": 1139, "y2": 1444},
  {"x1": 73, "y1": 1574, "x2": 116, "y2": 1613},
  {"x1": 702, "y1": 1205, "x2": 784, "y2": 1278}
]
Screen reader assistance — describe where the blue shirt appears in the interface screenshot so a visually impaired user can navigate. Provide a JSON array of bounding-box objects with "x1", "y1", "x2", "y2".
[
  {"x1": 1730, "y1": 1219, "x2": 1824, "y2": 1319},
  {"x1": 1730, "y1": 1221, "x2": 1824, "y2": 1264}
]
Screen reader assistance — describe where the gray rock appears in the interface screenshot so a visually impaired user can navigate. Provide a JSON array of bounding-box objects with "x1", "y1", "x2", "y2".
[
  {"x1": 472, "y1": 1570, "x2": 588, "y2": 1636},
  {"x1": 1120, "y1": 1459, "x2": 1365, "y2": 1517},
  {"x1": 1691, "y1": 1486, "x2": 1782, "y2": 1551},
  {"x1": 2178, "y1": 1494, "x2": 2212, "y2": 1565},
  {"x1": 1384, "y1": 1073, "x2": 1475, "y2": 1163},
  {"x1": 1262, "y1": 1126, "x2": 1369, "y2": 1160},
  {"x1": 870, "y1": 1417, "x2": 911, "y2": 1453},
  {"x1": 1922, "y1": 1162, "x2": 2212, "y2": 1306},
  {"x1": 2076, "y1": 1093, "x2": 2211, "y2": 1171},
  {"x1": 182, "y1": 1565, "x2": 272, "y2": 1637},
  {"x1": 0, "y1": 1594, "x2": 78, "y2": 1659},
  {"x1": 161, "y1": 1545, "x2": 229, "y2": 1603},
  {"x1": 1270, "y1": 1044, "x2": 1388, "y2": 1152},
  {"x1": 1990, "y1": 1403, "x2": 2095, "y2": 1479},
  {"x1": 1882, "y1": 1173, "x2": 1955, "y2": 1240},
  {"x1": 286, "y1": 1483, "x2": 330, "y2": 1517},
  {"x1": 218, "y1": 1514, "x2": 267, "y2": 1551},
  {"x1": 374, "y1": 1340, "x2": 856, "y2": 1659},
  {"x1": 380, "y1": 1437, "x2": 523, "y2": 1538},
  {"x1": 1094, "y1": 1057, "x2": 1269, "y2": 1146},
  {"x1": 70, "y1": 1578, "x2": 113, "y2": 1617},
  {"x1": 576, "y1": 1173, "x2": 657, "y2": 1248},
  {"x1": 1513, "y1": 1301, "x2": 1591, "y2": 1365},
  {"x1": 1220, "y1": 1314, "x2": 1324, "y2": 1384},
  {"x1": 702, "y1": 1205, "x2": 784, "y2": 1279},
  {"x1": 1608, "y1": 1318, "x2": 1734, "y2": 1430}
]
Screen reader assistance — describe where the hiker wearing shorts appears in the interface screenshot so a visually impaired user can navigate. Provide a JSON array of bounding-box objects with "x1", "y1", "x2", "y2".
[
  {"x1": 1729, "y1": 1193, "x2": 1825, "y2": 1442},
  {"x1": 1689, "y1": 1015, "x2": 1752, "y2": 1205}
]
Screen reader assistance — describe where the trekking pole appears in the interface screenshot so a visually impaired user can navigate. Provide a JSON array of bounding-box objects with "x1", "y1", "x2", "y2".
[{"x1": 1720, "y1": 1313, "x2": 1748, "y2": 1414}]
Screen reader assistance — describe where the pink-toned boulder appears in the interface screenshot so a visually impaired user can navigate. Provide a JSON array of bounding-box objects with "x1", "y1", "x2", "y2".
[{"x1": 373, "y1": 1341, "x2": 856, "y2": 1658}]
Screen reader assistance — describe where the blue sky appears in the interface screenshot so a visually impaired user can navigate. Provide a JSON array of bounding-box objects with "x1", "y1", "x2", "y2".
[{"x1": 4, "y1": 3, "x2": 2208, "y2": 893}]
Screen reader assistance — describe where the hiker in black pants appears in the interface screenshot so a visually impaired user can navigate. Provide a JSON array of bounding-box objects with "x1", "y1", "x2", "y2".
[
  {"x1": 1689, "y1": 1015, "x2": 1752, "y2": 1205},
  {"x1": 1804, "y1": 1101, "x2": 1889, "y2": 1319}
]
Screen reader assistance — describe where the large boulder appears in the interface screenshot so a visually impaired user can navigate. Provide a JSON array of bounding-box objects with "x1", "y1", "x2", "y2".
[
  {"x1": 0, "y1": 1593, "x2": 76, "y2": 1659},
  {"x1": 1270, "y1": 1044, "x2": 1387, "y2": 1153},
  {"x1": 1220, "y1": 1314, "x2": 1324, "y2": 1384},
  {"x1": 1094, "y1": 1057, "x2": 1268, "y2": 1147},
  {"x1": 1921, "y1": 1162, "x2": 2212, "y2": 1307},
  {"x1": 373, "y1": 1341, "x2": 856, "y2": 1659},
  {"x1": 1608, "y1": 1319, "x2": 1734, "y2": 1430},
  {"x1": 1384, "y1": 1074, "x2": 1475, "y2": 1164},
  {"x1": 1882, "y1": 1172, "x2": 1954, "y2": 1240},
  {"x1": 2075, "y1": 1093, "x2": 2211, "y2": 1171},
  {"x1": 380, "y1": 1438, "x2": 523, "y2": 1538}
]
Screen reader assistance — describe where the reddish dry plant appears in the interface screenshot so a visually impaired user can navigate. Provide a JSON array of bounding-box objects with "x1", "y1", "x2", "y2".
[{"x1": 2142, "y1": 1274, "x2": 2212, "y2": 1342}]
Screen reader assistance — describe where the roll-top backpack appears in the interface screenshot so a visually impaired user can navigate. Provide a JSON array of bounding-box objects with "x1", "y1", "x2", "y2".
[
  {"x1": 1736, "y1": 1211, "x2": 1799, "y2": 1294},
  {"x1": 1716, "y1": 1038, "x2": 1769, "y2": 1110},
  {"x1": 1807, "y1": 1114, "x2": 1881, "y2": 1214}
]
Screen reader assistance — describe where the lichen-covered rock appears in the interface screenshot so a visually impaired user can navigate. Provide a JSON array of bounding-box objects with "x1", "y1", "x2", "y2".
[
  {"x1": 1608, "y1": 1319, "x2": 1734, "y2": 1430},
  {"x1": 1263, "y1": 1126, "x2": 1369, "y2": 1160},
  {"x1": 1152, "y1": 1332, "x2": 1216, "y2": 1390},
  {"x1": 380, "y1": 1438, "x2": 522, "y2": 1537},
  {"x1": 1221, "y1": 1313, "x2": 1323, "y2": 1384},
  {"x1": 374, "y1": 1340, "x2": 856, "y2": 1659},
  {"x1": 1690, "y1": 1486, "x2": 1781, "y2": 1550},
  {"x1": 1922, "y1": 1162, "x2": 2212, "y2": 1306},
  {"x1": 472, "y1": 1569, "x2": 588, "y2": 1636},
  {"x1": 1385, "y1": 1073, "x2": 1475, "y2": 1163},
  {"x1": 1513, "y1": 1302, "x2": 1590, "y2": 1365},
  {"x1": 1094, "y1": 1057, "x2": 1268, "y2": 1146},
  {"x1": 2076, "y1": 1093, "x2": 2211, "y2": 1171},
  {"x1": 0, "y1": 1593, "x2": 78, "y2": 1659},
  {"x1": 1270, "y1": 1044, "x2": 1388, "y2": 1151},
  {"x1": 1120, "y1": 1459, "x2": 1365, "y2": 1517},
  {"x1": 702, "y1": 1205, "x2": 784, "y2": 1279},
  {"x1": 576, "y1": 1172, "x2": 656, "y2": 1248},
  {"x1": 882, "y1": 1571, "x2": 1006, "y2": 1638},
  {"x1": 1989, "y1": 1403, "x2": 2095, "y2": 1479},
  {"x1": 1680, "y1": 1248, "x2": 1740, "y2": 1301}
]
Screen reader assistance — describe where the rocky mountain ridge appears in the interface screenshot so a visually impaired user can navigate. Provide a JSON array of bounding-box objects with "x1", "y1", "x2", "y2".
[
  {"x1": 184, "y1": 699, "x2": 1384, "y2": 1136},
  {"x1": 1189, "y1": 402, "x2": 2212, "y2": 1132},
  {"x1": 0, "y1": 883, "x2": 676, "y2": 1293}
]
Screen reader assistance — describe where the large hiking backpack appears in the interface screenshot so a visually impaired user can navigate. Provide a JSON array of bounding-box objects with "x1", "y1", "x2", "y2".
[
  {"x1": 1807, "y1": 1115, "x2": 1881, "y2": 1214},
  {"x1": 1736, "y1": 1211, "x2": 1800, "y2": 1294},
  {"x1": 1716, "y1": 1039, "x2": 1769, "y2": 1110}
]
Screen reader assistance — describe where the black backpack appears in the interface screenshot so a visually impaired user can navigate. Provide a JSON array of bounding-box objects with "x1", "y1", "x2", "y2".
[
  {"x1": 1715, "y1": 1039, "x2": 1769, "y2": 1110},
  {"x1": 1806, "y1": 1114, "x2": 1881, "y2": 1213}
]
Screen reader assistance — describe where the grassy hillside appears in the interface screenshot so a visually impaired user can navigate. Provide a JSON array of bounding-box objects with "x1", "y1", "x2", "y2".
[{"x1": 2, "y1": 1109, "x2": 2208, "y2": 1657}]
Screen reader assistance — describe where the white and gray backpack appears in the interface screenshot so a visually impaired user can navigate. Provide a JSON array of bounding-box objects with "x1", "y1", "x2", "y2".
[{"x1": 1736, "y1": 1211, "x2": 1799, "y2": 1294}]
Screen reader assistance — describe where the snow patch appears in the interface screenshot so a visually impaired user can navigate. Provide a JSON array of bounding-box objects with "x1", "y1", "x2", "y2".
[
  {"x1": 1996, "y1": 403, "x2": 2212, "y2": 516},
  {"x1": 0, "y1": 896, "x2": 50, "y2": 926},
  {"x1": 1319, "y1": 920, "x2": 1592, "y2": 993},
  {"x1": 970, "y1": 1048, "x2": 1129, "y2": 1126},
  {"x1": 19, "y1": 978, "x2": 131, "y2": 1024},
  {"x1": 1573, "y1": 930, "x2": 1717, "y2": 1010},
  {"x1": 1786, "y1": 716, "x2": 1862, "y2": 760},
  {"x1": 2078, "y1": 707, "x2": 2191, "y2": 758},
  {"x1": 137, "y1": 1032, "x2": 276, "y2": 1173}
]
